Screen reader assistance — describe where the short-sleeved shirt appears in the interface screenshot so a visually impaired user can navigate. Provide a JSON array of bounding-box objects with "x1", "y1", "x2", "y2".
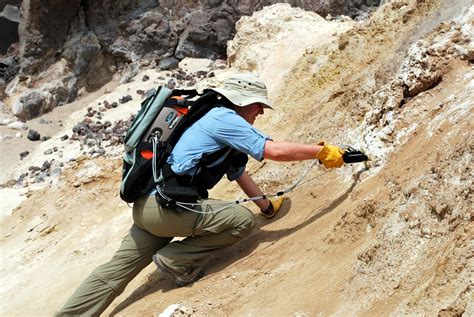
[{"x1": 167, "y1": 106, "x2": 271, "y2": 181}]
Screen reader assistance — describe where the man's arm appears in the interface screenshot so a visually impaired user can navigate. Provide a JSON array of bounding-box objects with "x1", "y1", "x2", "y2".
[
  {"x1": 236, "y1": 171, "x2": 270, "y2": 210},
  {"x1": 263, "y1": 140, "x2": 324, "y2": 161}
]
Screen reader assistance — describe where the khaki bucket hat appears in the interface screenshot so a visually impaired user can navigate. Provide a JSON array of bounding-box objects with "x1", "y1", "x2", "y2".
[{"x1": 211, "y1": 73, "x2": 273, "y2": 109}]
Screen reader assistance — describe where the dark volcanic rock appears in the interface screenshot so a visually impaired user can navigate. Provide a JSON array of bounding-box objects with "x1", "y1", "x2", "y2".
[
  {"x1": 19, "y1": 0, "x2": 82, "y2": 74},
  {"x1": 19, "y1": 150, "x2": 30, "y2": 160},
  {"x1": 9, "y1": 0, "x2": 380, "y2": 118},
  {"x1": 119, "y1": 95, "x2": 132, "y2": 104},
  {"x1": 27, "y1": 129, "x2": 40, "y2": 141},
  {"x1": 158, "y1": 57, "x2": 179, "y2": 70},
  {"x1": 11, "y1": 76, "x2": 78, "y2": 119},
  {"x1": 18, "y1": 1, "x2": 380, "y2": 76}
]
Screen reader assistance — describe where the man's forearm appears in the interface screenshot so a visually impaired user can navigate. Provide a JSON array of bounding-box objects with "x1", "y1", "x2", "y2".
[
  {"x1": 236, "y1": 171, "x2": 270, "y2": 210},
  {"x1": 264, "y1": 140, "x2": 323, "y2": 161}
]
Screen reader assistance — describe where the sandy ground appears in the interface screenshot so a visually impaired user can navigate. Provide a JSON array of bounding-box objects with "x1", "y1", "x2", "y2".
[{"x1": 0, "y1": 1, "x2": 473, "y2": 316}]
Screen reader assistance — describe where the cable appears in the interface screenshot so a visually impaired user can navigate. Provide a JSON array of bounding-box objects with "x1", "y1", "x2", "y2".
[
  {"x1": 156, "y1": 185, "x2": 235, "y2": 214},
  {"x1": 156, "y1": 159, "x2": 328, "y2": 214}
]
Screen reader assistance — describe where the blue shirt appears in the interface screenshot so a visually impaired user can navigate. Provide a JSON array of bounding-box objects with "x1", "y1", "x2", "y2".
[{"x1": 167, "y1": 107, "x2": 271, "y2": 181}]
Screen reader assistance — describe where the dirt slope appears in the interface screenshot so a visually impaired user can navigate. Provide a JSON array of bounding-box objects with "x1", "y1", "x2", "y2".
[{"x1": 0, "y1": 1, "x2": 472, "y2": 316}]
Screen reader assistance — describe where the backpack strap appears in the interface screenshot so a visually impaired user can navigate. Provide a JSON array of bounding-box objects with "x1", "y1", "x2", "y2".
[{"x1": 170, "y1": 89, "x2": 199, "y2": 98}]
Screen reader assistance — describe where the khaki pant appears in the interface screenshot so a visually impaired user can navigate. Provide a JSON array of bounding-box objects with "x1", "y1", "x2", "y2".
[{"x1": 56, "y1": 195, "x2": 255, "y2": 316}]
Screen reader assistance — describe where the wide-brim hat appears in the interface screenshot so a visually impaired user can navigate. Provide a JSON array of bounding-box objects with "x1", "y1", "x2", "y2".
[{"x1": 210, "y1": 73, "x2": 273, "y2": 109}]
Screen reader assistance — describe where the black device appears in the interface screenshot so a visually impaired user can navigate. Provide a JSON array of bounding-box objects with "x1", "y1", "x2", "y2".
[{"x1": 342, "y1": 147, "x2": 369, "y2": 163}]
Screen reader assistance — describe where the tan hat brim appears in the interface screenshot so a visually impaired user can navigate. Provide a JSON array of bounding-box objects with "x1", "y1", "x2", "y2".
[{"x1": 211, "y1": 87, "x2": 273, "y2": 109}]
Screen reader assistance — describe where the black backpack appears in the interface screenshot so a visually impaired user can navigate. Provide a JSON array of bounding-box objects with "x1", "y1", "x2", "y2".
[{"x1": 119, "y1": 87, "x2": 223, "y2": 203}]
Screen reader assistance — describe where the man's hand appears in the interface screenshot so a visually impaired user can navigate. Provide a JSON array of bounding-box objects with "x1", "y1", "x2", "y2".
[
  {"x1": 316, "y1": 142, "x2": 344, "y2": 168},
  {"x1": 261, "y1": 197, "x2": 285, "y2": 218}
]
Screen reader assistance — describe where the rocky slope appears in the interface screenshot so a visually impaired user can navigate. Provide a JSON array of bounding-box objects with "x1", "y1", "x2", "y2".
[
  {"x1": 0, "y1": 1, "x2": 473, "y2": 316},
  {"x1": 1, "y1": 0, "x2": 379, "y2": 121}
]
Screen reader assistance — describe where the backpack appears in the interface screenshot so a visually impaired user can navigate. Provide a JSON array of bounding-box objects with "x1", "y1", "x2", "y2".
[{"x1": 119, "y1": 86, "x2": 222, "y2": 203}]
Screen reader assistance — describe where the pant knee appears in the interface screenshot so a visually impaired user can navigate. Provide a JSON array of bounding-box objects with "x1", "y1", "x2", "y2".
[{"x1": 232, "y1": 207, "x2": 255, "y2": 238}]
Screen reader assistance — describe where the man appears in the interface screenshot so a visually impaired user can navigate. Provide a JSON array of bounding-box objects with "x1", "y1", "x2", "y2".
[{"x1": 56, "y1": 73, "x2": 344, "y2": 316}]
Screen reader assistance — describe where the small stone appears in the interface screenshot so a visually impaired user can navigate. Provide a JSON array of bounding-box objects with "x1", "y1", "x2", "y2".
[
  {"x1": 44, "y1": 149, "x2": 53, "y2": 155},
  {"x1": 119, "y1": 95, "x2": 132, "y2": 104},
  {"x1": 86, "y1": 140, "x2": 96, "y2": 147},
  {"x1": 158, "y1": 57, "x2": 179, "y2": 70},
  {"x1": 195, "y1": 70, "x2": 208, "y2": 78},
  {"x1": 8, "y1": 121, "x2": 27, "y2": 130},
  {"x1": 213, "y1": 59, "x2": 227, "y2": 69},
  {"x1": 20, "y1": 151, "x2": 29, "y2": 160},
  {"x1": 39, "y1": 118, "x2": 50, "y2": 124},
  {"x1": 35, "y1": 174, "x2": 46, "y2": 183},
  {"x1": 29, "y1": 166, "x2": 41, "y2": 172},
  {"x1": 5, "y1": 179, "x2": 16, "y2": 187},
  {"x1": 41, "y1": 136, "x2": 51, "y2": 141},
  {"x1": 142, "y1": 75, "x2": 150, "y2": 81},
  {"x1": 111, "y1": 102, "x2": 118, "y2": 108},
  {"x1": 60, "y1": 135, "x2": 68, "y2": 141},
  {"x1": 166, "y1": 79, "x2": 176, "y2": 90},
  {"x1": 41, "y1": 160, "x2": 51, "y2": 171},
  {"x1": 16, "y1": 132, "x2": 22, "y2": 138},
  {"x1": 27, "y1": 129, "x2": 41, "y2": 141}
]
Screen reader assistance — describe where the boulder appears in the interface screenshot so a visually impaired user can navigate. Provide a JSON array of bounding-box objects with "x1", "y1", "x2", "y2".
[
  {"x1": 11, "y1": 77, "x2": 78, "y2": 119},
  {"x1": 12, "y1": 89, "x2": 52, "y2": 120}
]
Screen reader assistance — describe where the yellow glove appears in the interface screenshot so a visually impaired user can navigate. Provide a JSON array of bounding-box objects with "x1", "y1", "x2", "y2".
[
  {"x1": 316, "y1": 142, "x2": 344, "y2": 168},
  {"x1": 260, "y1": 196, "x2": 285, "y2": 218}
]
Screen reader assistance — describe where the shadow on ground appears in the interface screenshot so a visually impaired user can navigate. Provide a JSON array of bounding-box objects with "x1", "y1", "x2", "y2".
[{"x1": 110, "y1": 168, "x2": 366, "y2": 315}]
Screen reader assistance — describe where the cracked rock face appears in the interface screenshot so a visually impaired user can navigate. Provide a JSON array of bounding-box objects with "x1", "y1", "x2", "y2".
[
  {"x1": 17, "y1": 0, "x2": 381, "y2": 77},
  {"x1": 7, "y1": 0, "x2": 380, "y2": 119}
]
